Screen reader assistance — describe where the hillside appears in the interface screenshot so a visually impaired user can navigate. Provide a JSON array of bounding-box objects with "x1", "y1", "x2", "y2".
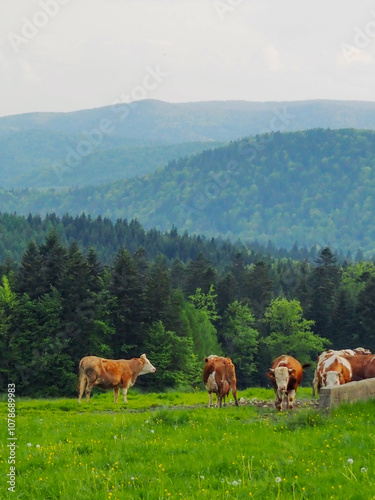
[
  {"x1": 2, "y1": 99, "x2": 375, "y2": 189},
  {"x1": 0, "y1": 131, "x2": 221, "y2": 188},
  {"x1": 1, "y1": 128, "x2": 375, "y2": 256}
]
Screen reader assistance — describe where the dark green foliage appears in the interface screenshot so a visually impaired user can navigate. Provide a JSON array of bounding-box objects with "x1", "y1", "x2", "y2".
[
  {"x1": 308, "y1": 247, "x2": 341, "y2": 339},
  {"x1": 356, "y1": 275, "x2": 375, "y2": 352},
  {"x1": 219, "y1": 301, "x2": 259, "y2": 388},
  {"x1": 109, "y1": 248, "x2": 145, "y2": 356},
  {"x1": 1, "y1": 218, "x2": 375, "y2": 397},
  {"x1": 144, "y1": 321, "x2": 200, "y2": 391}
]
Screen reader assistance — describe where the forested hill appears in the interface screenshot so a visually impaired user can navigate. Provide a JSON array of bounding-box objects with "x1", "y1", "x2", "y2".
[
  {"x1": 2, "y1": 128, "x2": 375, "y2": 256},
  {"x1": 2, "y1": 99, "x2": 375, "y2": 189}
]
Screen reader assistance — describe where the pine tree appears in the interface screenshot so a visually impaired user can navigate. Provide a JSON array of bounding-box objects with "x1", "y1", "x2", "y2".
[
  {"x1": 308, "y1": 247, "x2": 340, "y2": 340},
  {"x1": 38, "y1": 230, "x2": 67, "y2": 293},
  {"x1": 59, "y1": 241, "x2": 94, "y2": 360},
  {"x1": 86, "y1": 247, "x2": 103, "y2": 293},
  {"x1": 217, "y1": 272, "x2": 237, "y2": 316},
  {"x1": 170, "y1": 258, "x2": 186, "y2": 290},
  {"x1": 356, "y1": 275, "x2": 375, "y2": 352},
  {"x1": 243, "y1": 261, "x2": 274, "y2": 319},
  {"x1": 143, "y1": 256, "x2": 174, "y2": 330},
  {"x1": 184, "y1": 252, "x2": 216, "y2": 297},
  {"x1": 109, "y1": 247, "x2": 144, "y2": 356},
  {"x1": 16, "y1": 240, "x2": 43, "y2": 299}
]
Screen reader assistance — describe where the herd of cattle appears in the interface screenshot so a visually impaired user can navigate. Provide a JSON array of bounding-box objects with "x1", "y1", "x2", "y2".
[{"x1": 77, "y1": 347, "x2": 375, "y2": 410}]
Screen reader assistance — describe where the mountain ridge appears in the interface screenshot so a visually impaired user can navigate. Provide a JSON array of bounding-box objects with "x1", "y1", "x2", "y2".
[
  {"x1": 1, "y1": 128, "x2": 375, "y2": 256},
  {"x1": 2, "y1": 99, "x2": 375, "y2": 190}
]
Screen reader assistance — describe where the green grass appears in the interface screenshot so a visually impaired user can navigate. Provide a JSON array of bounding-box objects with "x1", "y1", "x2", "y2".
[{"x1": 1, "y1": 388, "x2": 375, "y2": 499}]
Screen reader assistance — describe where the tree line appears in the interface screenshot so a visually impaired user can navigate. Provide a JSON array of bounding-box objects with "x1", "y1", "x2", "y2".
[
  {"x1": 0, "y1": 211, "x2": 360, "y2": 269},
  {"x1": 1, "y1": 229, "x2": 374, "y2": 397}
]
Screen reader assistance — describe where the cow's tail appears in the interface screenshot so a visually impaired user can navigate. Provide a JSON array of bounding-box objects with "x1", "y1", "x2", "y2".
[{"x1": 77, "y1": 359, "x2": 87, "y2": 403}]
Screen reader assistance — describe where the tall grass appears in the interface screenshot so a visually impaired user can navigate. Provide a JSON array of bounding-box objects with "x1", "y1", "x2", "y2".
[{"x1": 1, "y1": 389, "x2": 374, "y2": 499}]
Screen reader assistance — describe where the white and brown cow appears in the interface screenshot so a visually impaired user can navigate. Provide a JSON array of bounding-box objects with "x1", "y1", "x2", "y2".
[
  {"x1": 312, "y1": 348, "x2": 372, "y2": 395},
  {"x1": 318, "y1": 354, "x2": 352, "y2": 388},
  {"x1": 267, "y1": 355, "x2": 309, "y2": 411},
  {"x1": 78, "y1": 354, "x2": 156, "y2": 403},
  {"x1": 203, "y1": 355, "x2": 238, "y2": 408}
]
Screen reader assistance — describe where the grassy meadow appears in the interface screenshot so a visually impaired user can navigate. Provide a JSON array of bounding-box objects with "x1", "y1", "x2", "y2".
[{"x1": 1, "y1": 387, "x2": 375, "y2": 499}]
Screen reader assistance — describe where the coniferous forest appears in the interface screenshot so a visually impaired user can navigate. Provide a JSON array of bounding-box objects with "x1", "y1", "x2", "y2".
[{"x1": 1, "y1": 212, "x2": 374, "y2": 397}]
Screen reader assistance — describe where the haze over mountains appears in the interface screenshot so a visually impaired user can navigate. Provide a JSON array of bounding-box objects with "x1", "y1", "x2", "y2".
[
  {"x1": 1, "y1": 99, "x2": 375, "y2": 256},
  {"x1": 2, "y1": 99, "x2": 375, "y2": 189}
]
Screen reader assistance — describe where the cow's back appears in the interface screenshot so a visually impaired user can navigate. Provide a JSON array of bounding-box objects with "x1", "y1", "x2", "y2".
[
  {"x1": 203, "y1": 356, "x2": 237, "y2": 405},
  {"x1": 345, "y1": 354, "x2": 375, "y2": 380},
  {"x1": 364, "y1": 356, "x2": 375, "y2": 378},
  {"x1": 80, "y1": 356, "x2": 102, "y2": 377},
  {"x1": 80, "y1": 356, "x2": 125, "y2": 386},
  {"x1": 272, "y1": 355, "x2": 303, "y2": 384}
]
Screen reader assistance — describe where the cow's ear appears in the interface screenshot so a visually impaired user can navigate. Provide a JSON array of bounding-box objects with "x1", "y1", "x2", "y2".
[
  {"x1": 288, "y1": 368, "x2": 296, "y2": 376},
  {"x1": 140, "y1": 354, "x2": 146, "y2": 360},
  {"x1": 267, "y1": 369, "x2": 275, "y2": 378}
]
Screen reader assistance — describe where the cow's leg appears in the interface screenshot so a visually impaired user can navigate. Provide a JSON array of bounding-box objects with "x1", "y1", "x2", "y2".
[
  {"x1": 114, "y1": 387, "x2": 120, "y2": 404},
  {"x1": 288, "y1": 389, "x2": 296, "y2": 409},
  {"x1": 122, "y1": 387, "x2": 128, "y2": 403},
  {"x1": 275, "y1": 390, "x2": 283, "y2": 411},
  {"x1": 232, "y1": 386, "x2": 238, "y2": 406},
  {"x1": 78, "y1": 374, "x2": 87, "y2": 404},
  {"x1": 85, "y1": 383, "x2": 93, "y2": 402},
  {"x1": 217, "y1": 394, "x2": 222, "y2": 408},
  {"x1": 208, "y1": 392, "x2": 213, "y2": 407},
  {"x1": 312, "y1": 370, "x2": 319, "y2": 397}
]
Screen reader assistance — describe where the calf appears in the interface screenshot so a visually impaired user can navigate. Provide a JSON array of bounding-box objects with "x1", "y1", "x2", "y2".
[
  {"x1": 203, "y1": 355, "x2": 238, "y2": 408},
  {"x1": 78, "y1": 354, "x2": 156, "y2": 403},
  {"x1": 267, "y1": 355, "x2": 309, "y2": 411}
]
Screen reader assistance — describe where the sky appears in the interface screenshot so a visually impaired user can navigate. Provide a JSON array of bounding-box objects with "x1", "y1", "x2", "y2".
[{"x1": 1, "y1": 0, "x2": 375, "y2": 117}]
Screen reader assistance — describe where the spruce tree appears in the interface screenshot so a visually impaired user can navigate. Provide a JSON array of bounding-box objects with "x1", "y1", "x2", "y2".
[{"x1": 109, "y1": 247, "x2": 144, "y2": 356}]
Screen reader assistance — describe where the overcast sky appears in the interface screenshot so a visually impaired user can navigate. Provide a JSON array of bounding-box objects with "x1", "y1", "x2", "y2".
[{"x1": 1, "y1": 0, "x2": 374, "y2": 117}]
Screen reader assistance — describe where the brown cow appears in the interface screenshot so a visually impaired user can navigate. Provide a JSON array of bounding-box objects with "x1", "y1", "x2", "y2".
[
  {"x1": 267, "y1": 355, "x2": 309, "y2": 411},
  {"x1": 318, "y1": 354, "x2": 352, "y2": 388},
  {"x1": 78, "y1": 354, "x2": 156, "y2": 403},
  {"x1": 342, "y1": 354, "x2": 375, "y2": 381},
  {"x1": 203, "y1": 355, "x2": 238, "y2": 408},
  {"x1": 312, "y1": 348, "x2": 371, "y2": 395}
]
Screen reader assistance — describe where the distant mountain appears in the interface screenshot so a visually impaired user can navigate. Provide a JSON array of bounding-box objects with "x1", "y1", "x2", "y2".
[
  {"x1": 1, "y1": 128, "x2": 375, "y2": 256},
  {"x1": 2, "y1": 99, "x2": 375, "y2": 189},
  {"x1": 0, "y1": 130, "x2": 221, "y2": 188},
  {"x1": 3, "y1": 99, "x2": 375, "y2": 139}
]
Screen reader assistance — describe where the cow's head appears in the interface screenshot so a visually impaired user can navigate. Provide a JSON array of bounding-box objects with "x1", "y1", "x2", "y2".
[
  {"x1": 267, "y1": 367, "x2": 295, "y2": 392},
  {"x1": 354, "y1": 347, "x2": 371, "y2": 354},
  {"x1": 204, "y1": 355, "x2": 219, "y2": 362},
  {"x1": 323, "y1": 370, "x2": 341, "y2": 387},
  {"x1": 139, "y1": 354, "x2": 156, "y2": 374}
]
